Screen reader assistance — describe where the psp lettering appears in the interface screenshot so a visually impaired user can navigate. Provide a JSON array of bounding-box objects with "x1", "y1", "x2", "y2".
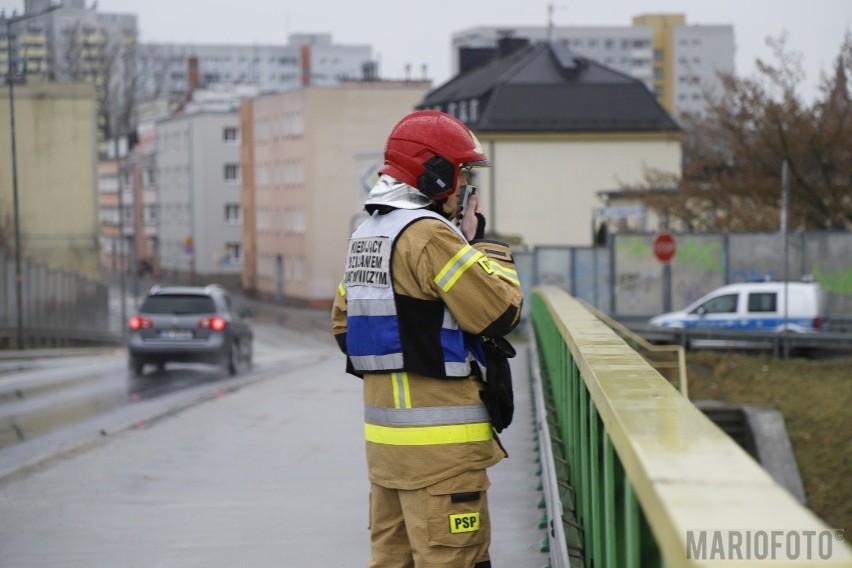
[
  {"x1": 345, "y1": 237, "x2": 391, "y2": 288},
  {"x1": 449, "y1": 512, "x2": 481, "y2": 534}
]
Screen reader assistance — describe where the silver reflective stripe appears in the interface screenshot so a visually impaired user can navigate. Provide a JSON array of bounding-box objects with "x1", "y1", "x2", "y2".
[
  {"x1": 442, "y1": 308, "x2": 459, "y2": 330},
  {"x1": 435, "y1": 246, "x2": 480, "y2": 291},
  {"x1": 445, "y1": 360, "x2": 472, "y2": 376},
  {"x1": 365, "y1": 404, "x2": 490, "y2": 426},
  {"x1": 351, "y1": 353, "x2": 404, "y2": 369},
  {"x1": 348, "y1": 298, "x2": 397, "y2": 317},
  {"x1": 392, "y1": 372, "x2": 410, "y2": 409}
]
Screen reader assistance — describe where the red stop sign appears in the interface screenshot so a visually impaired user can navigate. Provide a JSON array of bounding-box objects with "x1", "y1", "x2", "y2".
[{"x1": 653, "y1": 232, "x2": 677, "y2": 263}]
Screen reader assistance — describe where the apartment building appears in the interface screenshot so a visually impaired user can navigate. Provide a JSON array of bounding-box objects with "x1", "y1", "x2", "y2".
[
  {"x1": 1, "y1": 0, "x2": 137, "y2": 84},
  {"x1": 452, "y1": 14, "x2": 734, "y2": 119},
  {"x1": 155, "y1": 111, "x2": 244, "y2": 288},
  {"x1": 136, "y1": 33, "x2": 376, "y2": 104},
  {"x1": 240, "y1": 80, "x2": 431, "y2": 305}
]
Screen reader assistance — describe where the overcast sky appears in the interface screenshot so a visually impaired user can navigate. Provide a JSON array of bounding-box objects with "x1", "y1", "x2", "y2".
[{"x1": 2, "y1": 0, "x2": 849, "y2": 102}]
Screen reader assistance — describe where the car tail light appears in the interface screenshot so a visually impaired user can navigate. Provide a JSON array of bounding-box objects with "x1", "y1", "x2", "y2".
[
  {"x1": 813, "y1": 317, "x2": 822, "y2": 330},
  {"x1": 199, "y1": 316, "x2": 227, "y2": 332},
  {"x1": 128, "y1": 316, "x2": 153, "y2": 331}
]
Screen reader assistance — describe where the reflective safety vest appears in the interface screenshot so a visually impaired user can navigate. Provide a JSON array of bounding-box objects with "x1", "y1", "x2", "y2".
[{"x1": 344, "y1": 208, "x2": 485, "y2": 379}]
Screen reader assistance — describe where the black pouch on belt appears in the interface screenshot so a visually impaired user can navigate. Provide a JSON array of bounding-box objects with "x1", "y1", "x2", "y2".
[{"x1": 480, "y1": 336, "x2": 516, "y2": 433}]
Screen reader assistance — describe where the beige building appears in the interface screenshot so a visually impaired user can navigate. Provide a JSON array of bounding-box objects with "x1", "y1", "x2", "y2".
[
  {"x1": 469, "y1": 133, "x2": 681, "y2": 247},
  {"x1": 241, "y1": 80, "x2": 430, "y2": 306},
  {"x1": 0, "y1": 79, "x2": 100, "y2": 280}
]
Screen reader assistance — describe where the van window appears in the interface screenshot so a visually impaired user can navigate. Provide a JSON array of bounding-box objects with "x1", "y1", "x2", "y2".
[
  {"x1": 748, "y1": 292, "x2": 777, "y2": 313},
  {"x1": 692, "y1": 293, "x2": 738, "y2": 314}
]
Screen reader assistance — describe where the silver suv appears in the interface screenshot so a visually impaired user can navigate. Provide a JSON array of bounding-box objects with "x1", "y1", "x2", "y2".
[{"x1": 127, "y1": 285, "x2": 253, "y2": 377}]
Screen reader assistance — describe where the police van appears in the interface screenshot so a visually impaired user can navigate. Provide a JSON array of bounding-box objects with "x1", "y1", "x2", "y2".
[{"x1": 649, "y1": 280, "x2": 826, "y2": 332}]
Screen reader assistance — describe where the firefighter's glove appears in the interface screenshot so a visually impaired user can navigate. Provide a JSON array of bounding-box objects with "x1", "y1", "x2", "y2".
[
  {"x1": 473, "y1": 213, "x2": 486, "y2": 240},
  {"x1": 479, "y1": 336, "x2": 516, "y2": 433}
]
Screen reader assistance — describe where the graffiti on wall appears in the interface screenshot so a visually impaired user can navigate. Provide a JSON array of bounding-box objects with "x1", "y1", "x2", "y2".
[
  {"x1": 676, "y1": 239, "x2": 724, "y2": 273},
  {"x1": 526, "y1": 232, "x2": 852, "y2": 318}
]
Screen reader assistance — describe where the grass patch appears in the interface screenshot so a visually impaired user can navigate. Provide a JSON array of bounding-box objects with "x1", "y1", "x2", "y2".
[{"x1": 685, "y1": 350, "x2": 852, "y2": 537}]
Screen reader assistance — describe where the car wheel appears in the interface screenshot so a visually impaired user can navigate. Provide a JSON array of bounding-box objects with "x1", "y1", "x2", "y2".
[
  {"x1": 225, "y1": 341, "x2": 239, "y2": 376},
  {"x1": 244, "y1": 339, "x2": 254, "y2": 369},
  {"x1": 129, "y1": 355, "x2": 144, "y2": 377}
]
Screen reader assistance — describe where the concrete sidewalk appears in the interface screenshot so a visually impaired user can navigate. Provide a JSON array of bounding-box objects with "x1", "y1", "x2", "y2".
[{"x1": 0, "y1": 322, "x2": 548, "y2": 567}]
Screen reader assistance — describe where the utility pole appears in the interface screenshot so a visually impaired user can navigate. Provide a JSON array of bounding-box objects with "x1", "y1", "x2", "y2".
[
  {"x1": 781, "y1": 161, "x2": 790, "y2": 357},
  {"x1": 115, "y1": 135, "x2": 127, "y2": 336}
]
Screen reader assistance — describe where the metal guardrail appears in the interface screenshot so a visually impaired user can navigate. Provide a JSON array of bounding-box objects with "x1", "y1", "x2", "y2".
[
  {"x1": 0, "y1": 326, "x2": 121, "y2": 348},
  {"x1": 628, "y1": 323, "x2": 852, "y2": 359},
  {"x1": 529, "y1": 286, "x2": 851, "y2": 567}
]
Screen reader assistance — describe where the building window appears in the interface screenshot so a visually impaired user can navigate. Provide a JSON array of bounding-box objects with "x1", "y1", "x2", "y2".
[
  {"x1": 459, "y1": 101, "x2": 468, "y2": 122},
  {"x1": 285, "y1": 207, "x2": 306, "y2": 233},
  {"x1": 284, "y1": 161, "x2": 305, "y2": 186},
  {"x1": 224, "y1": 163, "x2": 241, "y2": 184},
  {"x1": 223, "y1": 126, "x2": 239, "y2": 143},
  {"x1": 224, "y1": 242, "x2": 242, "y2": 264},
  {"x1": 225, "y1": 203, "x2": 242, "y2": 224},
  {"x1": 469, "y1": 99, "x2": 479, "y2": 123}
]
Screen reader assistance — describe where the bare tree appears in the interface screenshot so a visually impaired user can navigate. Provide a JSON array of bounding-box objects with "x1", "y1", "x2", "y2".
[
  {"x1": 630, "y1": 32, "x2": 852, "y2": 232},
  {"x1": 51, "y1": 20, "x2": 138, "y2": 142}
]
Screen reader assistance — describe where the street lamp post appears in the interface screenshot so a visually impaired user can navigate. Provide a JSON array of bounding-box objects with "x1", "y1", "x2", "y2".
[
  {"x1": 4, "y1": 4, "x2": 61, "y2": 349},
  {"x1": 6, "y1": 17, "x2": 24, "y2": 348}
]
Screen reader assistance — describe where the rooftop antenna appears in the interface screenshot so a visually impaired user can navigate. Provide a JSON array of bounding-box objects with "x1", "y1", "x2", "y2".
[
  {"x1": 547, "y1": 3, "x2": 554, "y2": 42},
  {"x1": 547, "y1": 3, "x2": 569, "y2": 43}
]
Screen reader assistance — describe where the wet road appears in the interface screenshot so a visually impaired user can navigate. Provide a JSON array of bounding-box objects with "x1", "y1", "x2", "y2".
[
  {"x1": 0, "y1": 314, "x2": 546, "y2": 567},
  {"x1": 0, "y1": 314, "x2": 329, "y2": 453}
]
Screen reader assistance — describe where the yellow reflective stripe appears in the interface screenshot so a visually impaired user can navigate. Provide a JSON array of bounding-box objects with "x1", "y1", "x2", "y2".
[
  {"x1": 434, "y1": 245, "x2": 484, "y2": 293},
  {"x1": 364, "y1": 422, "x2": 493, "y2": 446},
  {"x1": 338, "y1": 282, "x2": 346, "y2": 296},
  {"x1": 391, "y1": 372, "x2": 411, "y2": 409},
  {"x1": 489, "y1": 260, "x2": 520, "y2": 286}
]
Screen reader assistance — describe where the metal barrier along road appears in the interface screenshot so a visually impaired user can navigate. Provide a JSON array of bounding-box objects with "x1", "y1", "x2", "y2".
[{"x1": 529, "y1": 286, "x2": 851, "y2": 568}]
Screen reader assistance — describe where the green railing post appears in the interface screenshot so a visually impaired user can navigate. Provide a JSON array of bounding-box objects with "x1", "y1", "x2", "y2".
[
  {"x1": 603, "y1": 433, "x2": 616, "y2": 568},
  {"x1": 589, "y1": 403, "x2": 602, "y2": 566}
]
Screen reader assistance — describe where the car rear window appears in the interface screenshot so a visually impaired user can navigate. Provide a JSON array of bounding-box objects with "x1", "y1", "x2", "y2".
[{"x1": 140, "y1": 295, "x2": 216, "y2": 314}]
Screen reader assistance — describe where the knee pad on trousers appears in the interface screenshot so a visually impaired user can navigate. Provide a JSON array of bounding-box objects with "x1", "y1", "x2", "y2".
[{"x1": 474, "y1": 561, "x2": 491, "y2": 568}]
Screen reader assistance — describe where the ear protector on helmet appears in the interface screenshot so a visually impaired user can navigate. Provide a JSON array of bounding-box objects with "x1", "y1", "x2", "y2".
[{"x1": 417, "y1": 154, "x2": 456, "y2": 199}]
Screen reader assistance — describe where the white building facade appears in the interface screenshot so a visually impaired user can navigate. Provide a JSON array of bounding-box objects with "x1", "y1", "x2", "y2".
[
  {"x1": 156, "y1": 112, "x2": 244, "y2": 287},
  {"x1": 137, "y1": 33, "x2": 375, "y2": 103}
]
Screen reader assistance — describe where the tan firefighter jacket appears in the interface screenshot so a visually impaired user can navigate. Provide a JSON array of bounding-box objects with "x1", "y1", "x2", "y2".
[{"x1": 332, "y1": 209, "x2": 523, "y2": 489}]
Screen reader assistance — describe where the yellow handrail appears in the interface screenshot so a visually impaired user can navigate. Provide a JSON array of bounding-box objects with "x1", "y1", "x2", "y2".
[
  {"x1": 533, "y1": 287, "x2": 851, "y2": 567},
  {"x1": 577, "y1": 298, "x2": 688, "y2": 397}
]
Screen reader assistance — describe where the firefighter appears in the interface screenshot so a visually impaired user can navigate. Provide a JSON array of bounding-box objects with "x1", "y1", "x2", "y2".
[{"x1": 331, "y1": 109, "x2": 523, "y2": 567}]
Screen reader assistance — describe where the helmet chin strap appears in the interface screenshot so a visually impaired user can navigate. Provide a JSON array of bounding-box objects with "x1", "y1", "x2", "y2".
[{"x1": 428, "y1": 199, "x2": 452, "y2": 221}]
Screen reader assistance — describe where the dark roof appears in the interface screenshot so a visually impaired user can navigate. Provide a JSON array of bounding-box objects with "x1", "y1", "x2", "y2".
[{"x1": 419, "y1": 42, "x2": 679, "y2": 133}]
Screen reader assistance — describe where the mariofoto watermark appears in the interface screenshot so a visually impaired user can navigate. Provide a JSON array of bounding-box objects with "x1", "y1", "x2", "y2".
[{"x1": 686, "y1": 529, "x2": 849, "y2": 562}]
